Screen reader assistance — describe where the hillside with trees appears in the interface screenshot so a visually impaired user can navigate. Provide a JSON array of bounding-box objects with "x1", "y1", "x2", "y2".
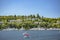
[{"x1": 0, "y1": 14, "x2": 60, "y2": 30}]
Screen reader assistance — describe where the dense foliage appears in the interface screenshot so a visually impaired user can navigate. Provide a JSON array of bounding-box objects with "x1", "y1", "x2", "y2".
[{"x1": 0, "y1": 14, "x2": 60, "y2": 30}]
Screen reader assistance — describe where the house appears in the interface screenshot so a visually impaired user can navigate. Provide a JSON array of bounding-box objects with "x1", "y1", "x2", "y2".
[
  {"x1": 9, "y1": 19, "x2": 22, "y2": 23},
  {"x1": 0, "y1": 22, "x2": 4, "y2": 24},
  {"x1": 57, "y1": 21, "x2": 60, "y2": 24},
  {"x1": 34, "y1": 22, "x2": 41, "y2": 24}
]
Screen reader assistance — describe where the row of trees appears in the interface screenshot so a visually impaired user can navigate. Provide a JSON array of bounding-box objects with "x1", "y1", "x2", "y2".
[{"x1": 0, "y1": 14, "x2": 60, "y2": 30}]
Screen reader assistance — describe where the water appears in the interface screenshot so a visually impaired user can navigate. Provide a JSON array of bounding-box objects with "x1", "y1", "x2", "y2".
[{"x1": 0, "y1": 30, "x2": 60, "y2": 40}]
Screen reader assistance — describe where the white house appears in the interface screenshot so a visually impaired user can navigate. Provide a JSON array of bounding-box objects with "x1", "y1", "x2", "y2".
[
  {"x1": 0, "y1": 22, "x2": 4, "y2": 24},
  {"x1": 9, "y1": 19, "x2": 22, "y2": 23}
]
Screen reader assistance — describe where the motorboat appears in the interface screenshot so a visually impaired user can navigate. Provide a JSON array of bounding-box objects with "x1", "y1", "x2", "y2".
[{"x1": 23, "y1": 32, "x2": 30, "y2": 38}]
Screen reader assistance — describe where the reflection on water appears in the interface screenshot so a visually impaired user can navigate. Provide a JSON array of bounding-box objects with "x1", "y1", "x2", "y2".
[{"x1": 0, "y1": 30, "x2": 60, "y2": 40}]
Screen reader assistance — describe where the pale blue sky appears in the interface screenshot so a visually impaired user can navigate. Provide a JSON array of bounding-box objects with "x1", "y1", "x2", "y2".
[{"x1": 0, "y1": 0, "x2": 60, "y2": 18}]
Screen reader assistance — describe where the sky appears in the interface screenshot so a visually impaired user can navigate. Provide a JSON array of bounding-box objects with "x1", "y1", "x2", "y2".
[{"x1": 0, "y1": 0, "x2": 60, "y2": 18}]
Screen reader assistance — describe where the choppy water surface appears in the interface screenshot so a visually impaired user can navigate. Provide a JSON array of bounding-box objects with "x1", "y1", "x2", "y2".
[{"x1": 0, "y1": 30, "x2": 60, "y2": 40}]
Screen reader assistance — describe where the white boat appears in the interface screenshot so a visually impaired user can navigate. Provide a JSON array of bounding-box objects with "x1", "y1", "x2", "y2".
[{"x1": 23, "y1": 32, "x2": 30, "y2": 38}]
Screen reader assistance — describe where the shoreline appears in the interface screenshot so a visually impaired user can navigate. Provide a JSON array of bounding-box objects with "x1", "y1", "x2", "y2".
[
  {"x1": 0, "y1": 28, "x2": 60, "y2": 31},
  {"x1": 30, "y1": 28, "x2": 60, "y2": 30}
]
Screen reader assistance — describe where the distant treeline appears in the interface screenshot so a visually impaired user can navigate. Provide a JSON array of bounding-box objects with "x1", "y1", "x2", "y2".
[{"x1": 0, "y1": 14, "x2": 60, "y2": 30}]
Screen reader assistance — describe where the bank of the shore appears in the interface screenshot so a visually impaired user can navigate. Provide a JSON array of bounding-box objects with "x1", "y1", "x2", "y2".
[
  {"x1": 30, "y1": 28, "x2": 60, "y2": 30},
  {"x1": 0, "y1": 28, "x2": 60, "y2": 31}
]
